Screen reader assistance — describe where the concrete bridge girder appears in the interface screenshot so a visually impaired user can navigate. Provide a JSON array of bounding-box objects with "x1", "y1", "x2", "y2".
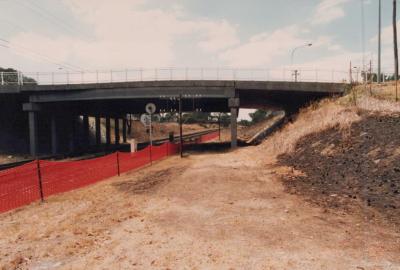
[{"x1": 18, "y1": 80, "x2": 346, "y2": 156}]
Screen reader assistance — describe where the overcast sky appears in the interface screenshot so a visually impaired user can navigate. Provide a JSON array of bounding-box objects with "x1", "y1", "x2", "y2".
[
  {"x1": 0, "y1": 0, "x2": 396, "y2": 118},
  {"x1": 0, "y1": 0, "x2": 395, "y2": 72}
]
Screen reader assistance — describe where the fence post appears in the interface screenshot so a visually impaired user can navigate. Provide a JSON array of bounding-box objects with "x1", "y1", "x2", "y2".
[
  {"x1": 36, "y1": 159, "x2": 44, "y2": 202},
  {"x1": 116, "y1": 152, "x2": 120, "y2": 176},
  {"x1": 149, "y1": 144, "x2": 153, "y2": 165}
]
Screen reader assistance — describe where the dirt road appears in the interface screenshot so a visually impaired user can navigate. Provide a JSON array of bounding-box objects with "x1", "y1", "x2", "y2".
[{"x1": 1, "y1": 147, "x2": 399, "y2": 269}]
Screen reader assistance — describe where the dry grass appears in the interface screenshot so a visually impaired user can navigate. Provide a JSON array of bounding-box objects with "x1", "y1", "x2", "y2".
[
  {"x1": 262, "y1": 82, "x2": 400, "y2": 157},
  {"x1": 262, "y1": 100, "x2": 360, "y2": 156}
]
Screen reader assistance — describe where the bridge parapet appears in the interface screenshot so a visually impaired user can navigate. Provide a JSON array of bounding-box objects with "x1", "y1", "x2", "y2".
[{"x1": 0, "y1": 68, "x2": 350, "y2": 86}]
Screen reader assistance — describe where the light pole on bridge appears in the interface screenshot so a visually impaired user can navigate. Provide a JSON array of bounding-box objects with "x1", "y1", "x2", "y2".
[{"x1": 291, "y1": 43, "x2": 312, "y2": 82}]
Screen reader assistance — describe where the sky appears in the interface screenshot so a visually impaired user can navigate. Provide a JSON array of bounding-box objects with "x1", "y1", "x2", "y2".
[{"x1": 0, "y1": 0, "x2": 397, "y2": 118}]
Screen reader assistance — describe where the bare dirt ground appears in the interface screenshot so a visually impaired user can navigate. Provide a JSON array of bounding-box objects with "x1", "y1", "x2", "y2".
[{"x1": 1, "y1": 145, "x2": 399, "y2": 269}]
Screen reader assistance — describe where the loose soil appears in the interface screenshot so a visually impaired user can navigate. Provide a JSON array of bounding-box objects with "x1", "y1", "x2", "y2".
[{"x1": 1, "y1": 145, "x2": 399, "y2": 269}]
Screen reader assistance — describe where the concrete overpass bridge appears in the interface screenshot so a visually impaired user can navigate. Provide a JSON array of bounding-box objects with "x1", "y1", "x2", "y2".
[{"x1": 0, "y1": 69, "x2": 348, "y2": 157}]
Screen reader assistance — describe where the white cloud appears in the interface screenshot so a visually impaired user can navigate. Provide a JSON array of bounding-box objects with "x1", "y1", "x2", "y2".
[
  {"x1": 4, "y1": 0, "x2": 239, "y2": 71},
  {"x1": 218, "y1": 25, "x2": 332, "y2": 68},
  {"x1": 311, "y1": 0, "x2": 350, "y2": 25}
]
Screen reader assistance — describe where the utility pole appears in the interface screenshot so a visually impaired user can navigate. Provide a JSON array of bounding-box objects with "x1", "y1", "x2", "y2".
[
  {"x1": 378, "y1": 0, "x2": 382, "y2": 83},
  {"x1": 179, "y1": 94, "x2": 183, "y2": 158},
  {"x1": 394, "y1": 0, "x2": 399, "y2": 101}
]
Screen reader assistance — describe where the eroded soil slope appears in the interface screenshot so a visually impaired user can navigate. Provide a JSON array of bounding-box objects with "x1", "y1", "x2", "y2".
[{"x1": 278, "y1": 111, "x2": 400, "y2": 228}]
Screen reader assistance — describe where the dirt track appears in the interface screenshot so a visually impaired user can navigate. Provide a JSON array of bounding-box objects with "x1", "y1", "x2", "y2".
[{"x1": 1, "y1": 145, "x2": 399, "y2": 269}]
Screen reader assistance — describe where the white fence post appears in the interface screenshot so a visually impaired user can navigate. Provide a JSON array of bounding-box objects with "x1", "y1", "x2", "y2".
[{"x1": 0, "y1": 72, "x2": 3, "y2": 85}]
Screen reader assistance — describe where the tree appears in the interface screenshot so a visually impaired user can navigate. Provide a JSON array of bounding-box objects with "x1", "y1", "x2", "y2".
[
  {"x1": 0, "y1": 67, "x2": 36, "y2": 85},
  {"x1": 249, "y1": 109, "x2": 269, "y2": 124},
  {"x1": 394, "y1": 0, "x2": 399, "y2": 100}
]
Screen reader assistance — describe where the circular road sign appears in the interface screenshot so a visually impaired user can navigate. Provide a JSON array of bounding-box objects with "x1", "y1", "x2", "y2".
[
  {"x1": 145, "y1": 103, "x2": 156, "y2": 114},
  {"x1": 140, "y1": 114, "x2": 151, "y2": 126}
]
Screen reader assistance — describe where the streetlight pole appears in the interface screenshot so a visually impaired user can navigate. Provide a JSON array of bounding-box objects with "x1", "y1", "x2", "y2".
[
  {"x1": 290, "y1": 43, "x2": 312, "y2": 82},
  {"x1": 378, "y1": 0, "x2": 382, "y2": 83}
]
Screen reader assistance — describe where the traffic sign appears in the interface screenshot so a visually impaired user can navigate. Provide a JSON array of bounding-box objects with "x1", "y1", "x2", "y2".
[
  {"x1": 140, "y1": 114, "x2": 151, "y2": 126},
  {"x1": 145, "y1": 103, "x2": 156, "y2": 114}
]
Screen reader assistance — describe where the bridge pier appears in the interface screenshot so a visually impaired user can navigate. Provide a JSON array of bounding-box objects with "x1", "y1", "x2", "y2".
[
  {"x1": 51, "y1": 114, "x2": 58, "y2": 155},
  {"x1": 82, "y1": 115, "x2": 89, "y2": 149},
  {"x1": 95, "y1": 116, "x2": 101, "y2": 146},
  {"x1": 23, "y1": 103, "x2": 40, "y2": 157},
  {"x1": 105, "y1": 117, "x2": 111, "y2": 145},
  {"x1": 114, "y1": 118, "x2": 120, "y2": 145},
  {"x1": 229, "y1": 98, "x2": 240, "y2": 149},
  {"x1": 122, "y1": 117, "x2": 127, "y2": 143}
]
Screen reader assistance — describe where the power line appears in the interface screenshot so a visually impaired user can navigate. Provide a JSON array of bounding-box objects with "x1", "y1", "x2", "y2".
[
  {"x1": 0, "y1": 37, "x2": 83, "y2": 71},
  {"x1": 14, "y1": 0, "x2": 86, "y2": 37}
]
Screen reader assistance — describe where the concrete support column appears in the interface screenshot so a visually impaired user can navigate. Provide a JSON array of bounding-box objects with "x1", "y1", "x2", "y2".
[
  {"x1": 106, "y1": 117, "x2": 111, "y2": 145},
  {"x1": 82, "y1": 115, "x2": 89, "y2": 148},
  {"x1": 23, "y1": 103, "x2": 41, "y2": 157},
  {"x1": 69, "y1": 116, "x2": 76, "y2": 153},
  {"x1": 95, "y1": 116, "x2": 101, "y2": 146},
  {"x1": 228, "y1": 98, "x2": 240, "y2": 149},
  {"x1": 122, "y1": 118, "x2": 127, "y2": 143},
  {"x1": 29, "y1": 111, "x2": 38, "y2": 157},
  {"x1": 51, "y1": 114, "x2": 58, "y2": 155},
  {"x1": 114, "y1": 118, "x2": 120, "y2": 145}
]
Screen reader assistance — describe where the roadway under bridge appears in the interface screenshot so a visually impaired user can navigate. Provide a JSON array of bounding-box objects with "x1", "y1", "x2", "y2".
[{"x1": 0, "y1": 80, "x2": 347, "y2": 157}]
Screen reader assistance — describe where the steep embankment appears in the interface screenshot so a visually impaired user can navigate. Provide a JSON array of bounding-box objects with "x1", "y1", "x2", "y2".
[{"x1": 262, "y1": 87, "x2": 400, "y2": 229}]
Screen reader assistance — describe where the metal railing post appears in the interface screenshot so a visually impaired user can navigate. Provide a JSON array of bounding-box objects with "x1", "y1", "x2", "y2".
[
  {"x1": 20, "y1": 72, "x2": 24, "y2": 85},
  {"x1": 0, "y1": 72, "x2": 3, "y2": 85},
  {"x1": 36, "y1": 159, "x2": 44, "y2": 202}
]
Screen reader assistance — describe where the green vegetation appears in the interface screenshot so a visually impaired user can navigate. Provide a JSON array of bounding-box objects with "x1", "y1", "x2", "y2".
[{"x1": 0, "y1": 67, "x2": 37, "y2": 85}]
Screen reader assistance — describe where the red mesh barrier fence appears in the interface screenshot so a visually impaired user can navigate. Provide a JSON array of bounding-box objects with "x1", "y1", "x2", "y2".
[
  {"x1": 0, "y1": 161, "x2": 41, "y2": 213},
  {"x1": 40, "y1": 153, "x2": 118, "y2": 197},
  {"x1": 0, "y1": 136, "x2": 213, "y2": 214},
  {"x1": 150, "y1": 143, "x2": 168, "y2": 162},
  {"x1": 118, "y1": 147, "x2": 151, "y2": 174}
]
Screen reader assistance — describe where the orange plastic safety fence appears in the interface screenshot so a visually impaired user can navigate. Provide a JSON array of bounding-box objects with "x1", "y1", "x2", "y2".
[
  {"x1": 118, "y1": 147, "x2": 151, "y2": 174},
  {"x1": 0, "y1": 141, "x2": 186, "y2": 214},
  {"x1": 39, "y1": 153, "x2": 118, "y2": 197},
  {"x1": 0, "y1": 161, "x2": 41, "y2": 213}
]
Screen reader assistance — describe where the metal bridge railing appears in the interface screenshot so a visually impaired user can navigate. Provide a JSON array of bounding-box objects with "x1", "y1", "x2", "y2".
[{"x1": 0, "y1": 68, "x2": 352, "y2": 86}]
